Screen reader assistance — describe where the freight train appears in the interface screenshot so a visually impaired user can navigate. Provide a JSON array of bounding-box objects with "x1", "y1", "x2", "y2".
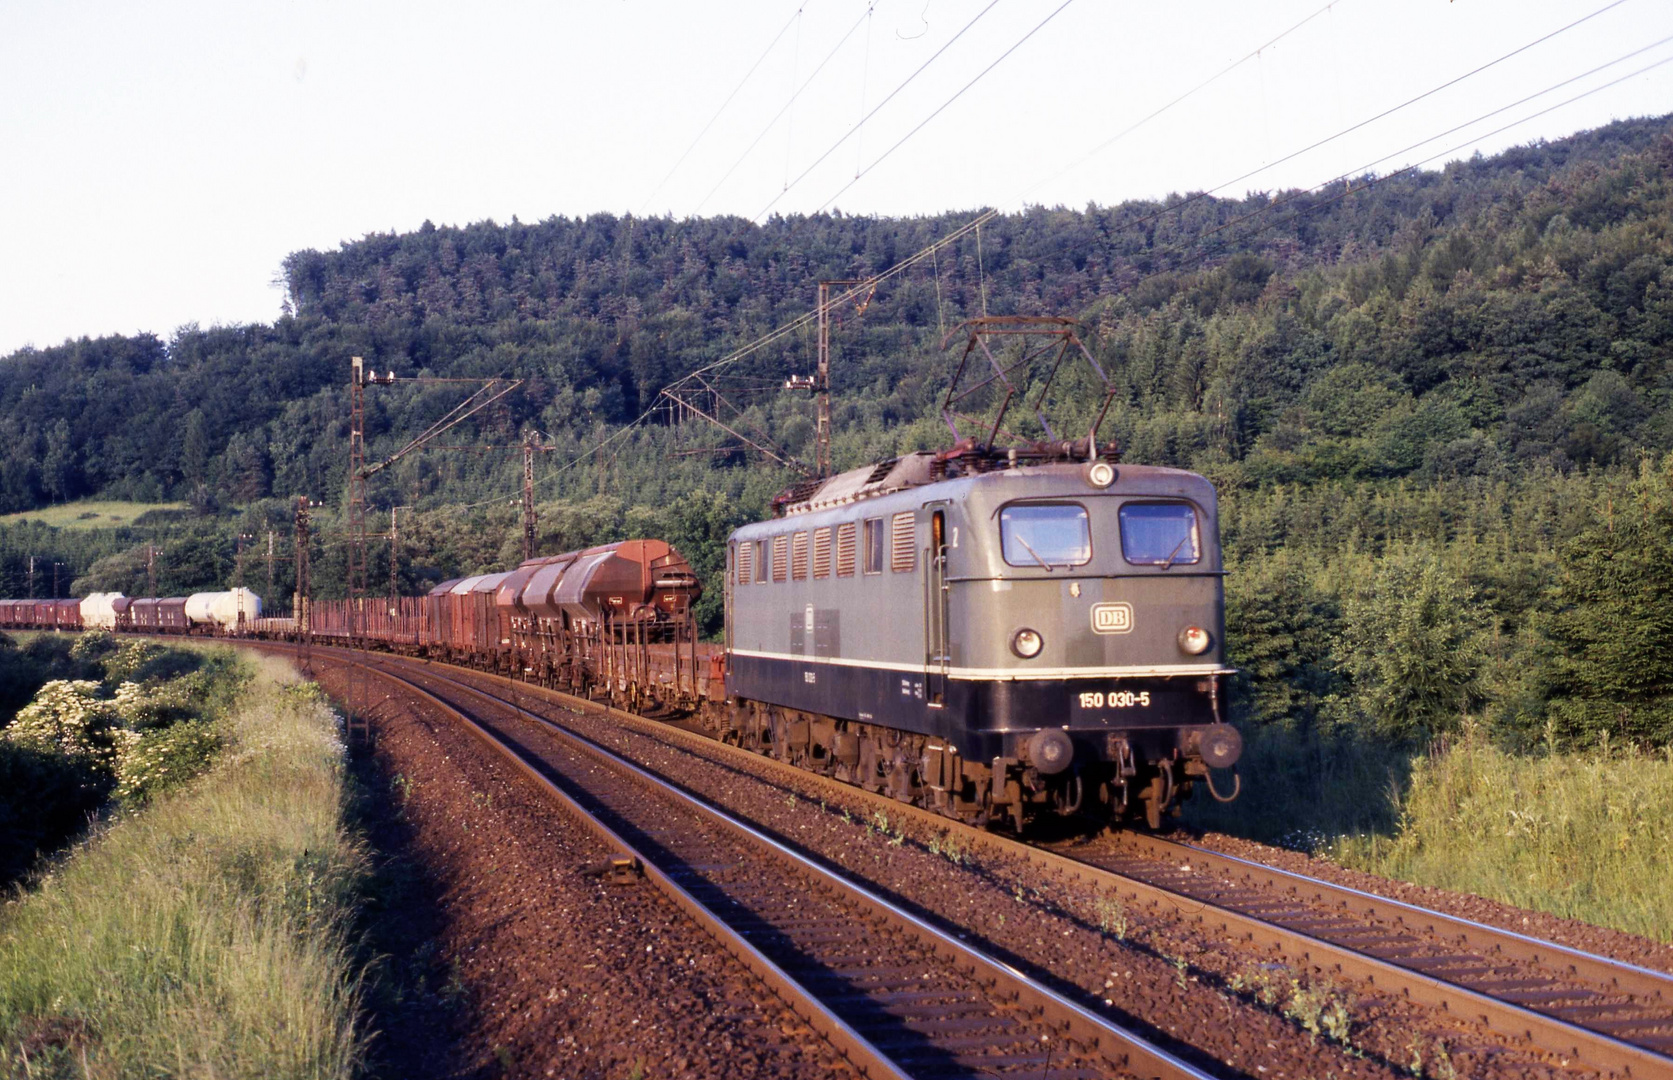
[
  {"x1": 0, "y1": 448, "x2": 1241, "y2": 830},
  {"x1": 0, "y1": 589, "x2": 262, "y2": 635}
]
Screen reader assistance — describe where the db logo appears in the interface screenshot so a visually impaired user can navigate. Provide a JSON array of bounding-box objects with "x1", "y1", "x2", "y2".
[{"x1": 1091, "y1": 602, "x2": 1134, "y2": 634}]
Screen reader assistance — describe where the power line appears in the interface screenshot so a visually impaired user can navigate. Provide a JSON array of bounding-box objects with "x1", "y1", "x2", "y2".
[
  {"x1": 961, "y1": 31, "x2": 1673, "y2": 300},
  {"x1": 483, "y1": 2, "x2": 1363, "y2": 500},
  {"x1": 1199, "y1": 50, "x2": 1673, "y2": 255},
  {"x1": 694, "y1": 5, "x2": 875, "y2": 215},
  {"x1": 449, "y1": 209, "x2": 1001, "y2": 511},
  {"x1": 1109, "y1": 0, "x2": 1638, "y2": 239},
  {"x1": 756, "y1": 0, "x2": 1006, "y2": 221},
  {"x1": 814, "y1": 0, "x2": 1074, "y2": 215},
  {"x1": 1022, "y1": 0, "x2": 1349, "y2": 208},
  {"x1": 635, "y1": 1, "x2": 808, "y2": 216},
  {"x1": 536, "y1": 1, "x2": 1384, "y2": 495}
]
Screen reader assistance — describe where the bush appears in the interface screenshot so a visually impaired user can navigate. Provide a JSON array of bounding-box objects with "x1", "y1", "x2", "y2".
[
  {"x1": 2, "y1": 680, "x2": 123, "y2": 769},
  {"x1": 0, "y1": 645, "x2": 249, "y2": 885},
  {"x1": 0, "y1": 743, "x2": 106, "y2": 884},
  {"x1": 69, "y1": 629, "x2": 115, "y2": 661},
  {"x1": 1329, "y1": 552, "x2": 1491, "y2": 741},
  {"x1": 1538, "y1": 455, "x2": 1673, "y2": 747},
  {"x1": 114, "y1": 720, "x2": 224, "y2": 803}
]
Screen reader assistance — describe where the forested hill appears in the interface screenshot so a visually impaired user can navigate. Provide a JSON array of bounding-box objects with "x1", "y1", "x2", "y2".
[{"x1": 1, "y1": 114, "x2": 1668, "y2": 519}]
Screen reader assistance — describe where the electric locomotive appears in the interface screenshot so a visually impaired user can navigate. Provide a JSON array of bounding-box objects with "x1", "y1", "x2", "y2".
[{"x1": 721, "y1": 442, "x2": 1242, "y2": 829}]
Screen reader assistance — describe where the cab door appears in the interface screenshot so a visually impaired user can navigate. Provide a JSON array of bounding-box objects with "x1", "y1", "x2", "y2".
[
  {"x1": 723, "y1": 541, "x2": 735, "y2": 676},
  {"x1": 924, "y1": 507, "x2": 950, "y2": 707}
]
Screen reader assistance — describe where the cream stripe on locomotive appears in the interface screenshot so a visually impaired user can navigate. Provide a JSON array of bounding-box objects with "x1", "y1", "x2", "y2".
[{"x1": 728, "y1": 647, "x2": 1232, "y2": 682}]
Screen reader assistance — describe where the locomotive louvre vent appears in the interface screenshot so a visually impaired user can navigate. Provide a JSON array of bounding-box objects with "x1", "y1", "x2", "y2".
[
  {"x1": 835, "y1": 522, "x2": 857, "y2": 577},
  {"x1": 772, "y1": 535, "x2": 789, "y2": 583},
  {"x1": 735, "y1": 542, "x2": 752, "y2": 584},
  {"x1": 890, "y1": 512, "x2": 917, "y2": 573},
  {"x1": 812, "y1": 527, "x2": 832, "y2": 578},
  {"x1": 791, "y1": 532, "x2": 809, "y2": 580}
]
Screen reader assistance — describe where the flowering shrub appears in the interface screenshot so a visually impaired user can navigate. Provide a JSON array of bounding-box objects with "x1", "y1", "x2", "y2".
[
  {"x1": 3, "y1": 680, "x2": 122, "y2": 767},
  {"x1": 114, "y1": 720, "x2": 223, "y2": 803},
  {"x1": 70, "y1": 629, "x2": 116, "y2": 661},
  {"x1": 112, "y1": 678, "x2": 198, "y2": 729},
  {"x1": 3, "y1": 653, "x2": 241, "y2": 810},
  {"x1": 103, "y1": 640, "x2": 167, "y2": 683}
]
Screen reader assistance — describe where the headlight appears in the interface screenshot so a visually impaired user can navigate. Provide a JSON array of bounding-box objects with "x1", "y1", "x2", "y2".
[
  {"x1": 1011, "y1": 628, "x2": 1044, "y2": 659},
  {"x1": 1086, "y1": 461, "x2": 1116, "y2": 488},
  {"x1": 1178, "y1": 626, "x2": 1211, "y2": 655}
]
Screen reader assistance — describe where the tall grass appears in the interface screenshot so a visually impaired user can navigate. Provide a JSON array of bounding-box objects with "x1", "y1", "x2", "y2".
[
  {"x1": 1327, "y1": 727, "x2": 1673, "y2": 944},
  {"x1": 0, "y1": 652, "x2": 366, "y2": 1078}
]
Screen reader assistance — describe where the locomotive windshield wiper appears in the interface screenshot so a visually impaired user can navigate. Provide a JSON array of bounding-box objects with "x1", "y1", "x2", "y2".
[
  {"x1": 1013, "y1": 533, "x2": 1055, "y2": 572},
  {"x1": 1155, "y1": 535, "x2": 1190, "y2": 571}
]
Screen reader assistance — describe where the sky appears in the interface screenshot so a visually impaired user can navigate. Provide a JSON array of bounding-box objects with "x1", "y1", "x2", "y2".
[{"x1": 0, "y1": 0, "x2": 1669, "y2": 357}]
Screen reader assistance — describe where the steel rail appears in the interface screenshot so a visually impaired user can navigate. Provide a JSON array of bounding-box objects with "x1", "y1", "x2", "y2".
[
  {"x1": 330, "y1": 650, "x2": 1218, "y2": 1080},
  {"x1": 320, "y1": 654, "x2": 911, "y2": 1080},
  {"x1": 1120, "y1": 831, "x2": 1673, "y2": 1005},
  {"x1": 357, "y1": 652, "x2": 1673, "y2": 1080}
]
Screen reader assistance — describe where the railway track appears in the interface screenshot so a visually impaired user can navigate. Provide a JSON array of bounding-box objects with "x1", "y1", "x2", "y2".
[
  {"x1": 287, "y1": 644, "x2": 1673, "y2": 1078},
  {"x1": 1073, "y1": 833, "x2": 1673, "y2": 1076},
  {"x1": 322, "y1": 648, "x2": 1217, "y2": 1080}
]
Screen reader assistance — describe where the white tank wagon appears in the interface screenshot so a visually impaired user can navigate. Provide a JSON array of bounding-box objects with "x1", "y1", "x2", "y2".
[
  {"x1": 79, "y1": 592, "x2": 126, "y2": 630},
  {"x1": 183, "y1": 588, "x2": 262, "y2": 633}
]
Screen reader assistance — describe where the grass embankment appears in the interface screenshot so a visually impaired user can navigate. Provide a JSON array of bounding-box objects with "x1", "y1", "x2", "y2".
[
  {"x1": 0, "y1": 652, "x2": 365, "y2": 1078},
  {"x1": 0, "y1": 499, "x2": 191, "y2": 530},
  {"x1": 1328, "y1": 731, "x2": 1673, "y2": 943},
  {"x1": 1188, "y1": 724, "x2": 1673, "y2": 944}
]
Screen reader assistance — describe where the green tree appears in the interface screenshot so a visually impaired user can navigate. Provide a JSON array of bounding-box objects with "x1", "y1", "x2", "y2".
[
  {"x1": 1224, "y1": 550, "x2": 1341, "y2": 728},
  {"x1": 41, "y1": 419, "x2": 75, "y2": 504},
  {"x1": 1540, "y1": 457, "x2": 1673, "y2": 746},
  {"x1": 1331, "y1": 552, "x2": 1491, "y2": 742},
  {"x1": 180, "y1": 409, "x2": 210, "y2": 488}
]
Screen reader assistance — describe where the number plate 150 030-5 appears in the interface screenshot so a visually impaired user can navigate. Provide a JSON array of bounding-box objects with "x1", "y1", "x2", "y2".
[{"x1": 1070, "y1": 686, "x2": 1161, "y2": 727}]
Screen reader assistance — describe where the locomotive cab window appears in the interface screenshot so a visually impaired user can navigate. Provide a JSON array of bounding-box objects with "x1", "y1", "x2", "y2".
[
  {"x1": 754, "y1": 539, "x2": 768, "y2": 583},
  {"x1": 999, "y1": 503, "x2": 1091, "y2": 569},
  {"x1": 1119, "y1": 502, "x2": 1201, "y2": 567}
]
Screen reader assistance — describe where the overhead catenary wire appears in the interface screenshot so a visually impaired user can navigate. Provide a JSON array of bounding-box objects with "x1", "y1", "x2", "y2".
[
  {"x1": 1006, "y1": 0, "x2": 1350, "y2": 211},
  {"x1": 1197, "y1": 50, "x2": 1673, "y2": 256},
  {"x1": 636, "y1": 1, "x2": 808, "y2": 217},
  {"x1": 783, "y1": 4, "x2": 805, "y2": 191},
  {"x1": 1086, "y1": 0, "x2": 1639, "y2": 245},
  {"x1": 811, "y1": 0, "x2": 1075, "y2": 215},
  {"x1": 458, "y1": 0, "x2": 1375, "y2": 508},
  {"x1": 694, "y1": 5, "x2": 875, "y2": 216},
  {"x1": 975, "y1": 20, "x2": 1673, "y2": 293},
  {"x1": 855, "y1": 2, "x2": 875, "y2": 176},
  {"x1": 755, "y1": 0, "x2": 1006, "y2": 222}
]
